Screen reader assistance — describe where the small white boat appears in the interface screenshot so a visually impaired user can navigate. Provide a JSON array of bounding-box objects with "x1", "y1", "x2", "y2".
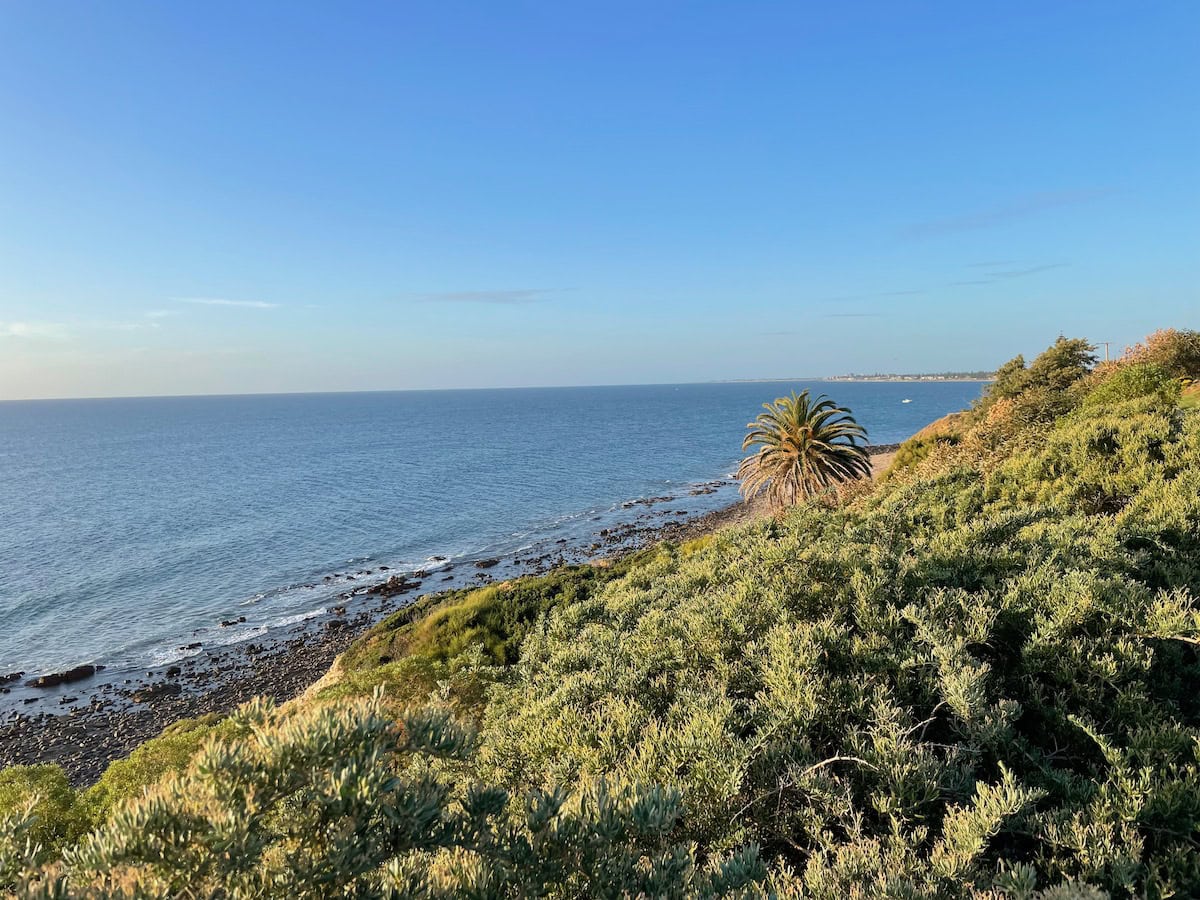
[{"x1": 901, "y1": 399, "x2": 912, "y2": 403}]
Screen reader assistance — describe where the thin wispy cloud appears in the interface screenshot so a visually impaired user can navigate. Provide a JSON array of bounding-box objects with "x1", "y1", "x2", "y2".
[
  {"x1": 822, "y1": 289, "x2": 923, "y2": 303},
  {"x1": 174, "y1": 297, "x2": 281, "y2": 309},
  {"x1": 417, "y1": 289, "x2": 560, "y2": 305},
  {"x1": 902, "y1": 189, "x2": 1114, "y2": 238},
  {"x1": 0, "y1": 321, "x2": 69, "y2": 339},
  {"x1": 986, "y1": 263, "x2": 1069, "y2": 279},
  {"x1": 947, "y1": 262, "x2": 1070, "y2": 288}
]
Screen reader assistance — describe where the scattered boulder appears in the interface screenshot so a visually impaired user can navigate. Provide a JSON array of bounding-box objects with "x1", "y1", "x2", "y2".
[
  {"x1": 326, "y1": 619, "x2": 347, "y2": 631},
  {"x1": 132, "y1": 682, "x2": 182, "y2": 704},
  {"x1": 474, "y1": 558, "x2": 500, "y2": 569},
  {"x1": 25, "y1": 664, "x2": 100, "y2": 689},
  {"x1": 368, "y1": 575, "x2": 422, "y2": 598},
  {"x1": 165, "y1": 666, "x2": 182, "y2": 679},
  {"x1": 0, "y1": 671, "x2": 23, "y2": 685}
]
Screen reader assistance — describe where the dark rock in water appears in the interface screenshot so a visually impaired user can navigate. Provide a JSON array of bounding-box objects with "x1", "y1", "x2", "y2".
[
  {"x1": 326, "y1": 619, "x2": 347, "y2": 631},
  {"x1": 0, "y1": 672, "x2": 24, "y2": 685},
  {"x1": 411, "y1": 569, "x2": 428, "y2": 579},
  {"x1": 220, "y1": 617, "x2": 246, "y2": 627},
  {"x1": 331, "y1": 605, "x2": 346, "y2": 616},
  {"x1": 475, "y1": 558, "x2": 500, "y2": 569},
  {"x1": 26, "y1": 664, "x2": 99, "y2": 688},
  {"x1": 132, "y1": 683, "x2": 182, "y2": 704},
  {"x1": 367, "y1": 575, "x2": 421, "y2": 598},
  {"x1": 378, "y1": 565, "x2": 389, "y2": 571},
  {"x1": 429, "y1": 556, "x2": 447, "y2": 562},
  {"x1": 178, "y1": 642, "x2": 202, "y2": 651},
  {"x1": 165, "y1": 666, "x2": 182, "y2": 679}
]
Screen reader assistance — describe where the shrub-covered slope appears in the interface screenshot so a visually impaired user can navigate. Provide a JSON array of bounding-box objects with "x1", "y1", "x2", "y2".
[
  {"x1": 478, "y1": 393, "x2": 1200, "y2": 896},
  {"x1": 5, "y1": 329, "x2": 1200, "y2": 897}
]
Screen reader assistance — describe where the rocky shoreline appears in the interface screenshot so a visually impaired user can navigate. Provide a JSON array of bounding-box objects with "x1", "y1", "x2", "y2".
[{"x1": 0, "y1": 446, "x2": 899, "y2": 787}]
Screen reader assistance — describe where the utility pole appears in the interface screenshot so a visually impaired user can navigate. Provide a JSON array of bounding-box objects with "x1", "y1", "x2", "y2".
[{"x1": 1097, "y1": 341, "x2": 1111, "y2": 363}]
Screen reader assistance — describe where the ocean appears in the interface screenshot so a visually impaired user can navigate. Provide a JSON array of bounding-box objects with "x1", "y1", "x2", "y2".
[{"x1": 0, "y1": 381, "x2": 986, "y2": 678}]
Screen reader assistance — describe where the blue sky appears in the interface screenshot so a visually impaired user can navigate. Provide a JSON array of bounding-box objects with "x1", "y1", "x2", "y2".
[{"x1": 1, "y1": 1, "x2": 1196, "y2": 399}]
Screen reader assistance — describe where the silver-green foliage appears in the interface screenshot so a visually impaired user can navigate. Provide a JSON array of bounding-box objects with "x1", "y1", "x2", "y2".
[
  {"x1": 478, "y1": 401, "x2": 1200, "y2": 896},
  {"x1": 3, "y1": 691, "x2": 763, "y2": 898}
]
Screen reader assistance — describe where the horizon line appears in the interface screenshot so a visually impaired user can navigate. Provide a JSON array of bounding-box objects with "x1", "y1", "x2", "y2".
[{"x1": 0, "y1": 375, "x2": 998, "y2": 404}]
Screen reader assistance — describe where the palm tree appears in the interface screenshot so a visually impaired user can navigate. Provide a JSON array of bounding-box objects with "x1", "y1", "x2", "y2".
[{"x1": 737, "y1": 390, "x2": 871, "y2": 510}]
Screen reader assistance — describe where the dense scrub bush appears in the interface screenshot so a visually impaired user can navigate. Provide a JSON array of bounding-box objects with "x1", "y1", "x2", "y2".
[
  {"x1": 1081, "y1": 364, "x2": 1181, "y2": 409},
  {"x1": 4, "y1": 694, "x2": 765, "y2": 897},
  {"x1": 76, "y1": 714, "x2": 233, "y2": 829},
  {"x1": 475, "y1": 400, "x2": 1200, "y2": 896},
  {"x1": 1121, "y1": 328, "x2": 1200, "y2": 380},
  {"x1": 883, "y1": 431, "x2": 961, "y2": 478},
  {"x1": 977, "y1": 337, "x2": 1097, "y2": 419},
  {"x1": 0, "y1": 767, "x2": 81, "y2": 865}
]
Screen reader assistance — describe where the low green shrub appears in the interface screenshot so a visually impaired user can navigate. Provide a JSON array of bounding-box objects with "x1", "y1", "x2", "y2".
[
  {"x1": 76, "y1": 713, "x2": 233, "y2": 830},
  {"x1": 883, "y1": 431, "x2": 961, "y2": 478},
  {"x1": 1082, "y1": 363, "x2": 1181, "y2": 409},
  {"x1": 0, "y1": 766, "x2": 82, "y2": 862}
]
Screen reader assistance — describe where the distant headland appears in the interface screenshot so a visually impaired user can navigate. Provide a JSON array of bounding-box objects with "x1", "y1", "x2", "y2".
[
  {"x1": 719, "y1": 372, "x2": 994, "y2": 384},
  {"x1": 824, "y1": 371, "x2": 995, "y2": 382}
]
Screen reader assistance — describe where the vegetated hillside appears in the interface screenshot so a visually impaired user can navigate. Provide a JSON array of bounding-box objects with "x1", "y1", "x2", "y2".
[{"x1": 4, "y1": 329, "x2": 1200, "y2": 898}]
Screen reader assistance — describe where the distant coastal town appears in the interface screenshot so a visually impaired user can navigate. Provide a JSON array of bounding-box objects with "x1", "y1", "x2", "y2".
[{"x1": 824, "y1": 371, "x2": 995, "y2": 382}]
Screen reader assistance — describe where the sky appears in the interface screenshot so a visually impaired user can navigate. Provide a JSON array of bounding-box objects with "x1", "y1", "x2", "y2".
[{"x1": 1, "y1": 1, "x2": 1197, "y2": 400}]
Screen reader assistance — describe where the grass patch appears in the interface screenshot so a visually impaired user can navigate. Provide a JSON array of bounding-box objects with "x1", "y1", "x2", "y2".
[{"x1": 340, "y1": 548, "x2": 659, "y2": 675}]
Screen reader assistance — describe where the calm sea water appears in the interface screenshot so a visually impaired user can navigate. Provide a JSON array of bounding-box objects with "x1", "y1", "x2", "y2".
[{"x1": 0, "y1": 381, "x2": 985, "y2": 676}]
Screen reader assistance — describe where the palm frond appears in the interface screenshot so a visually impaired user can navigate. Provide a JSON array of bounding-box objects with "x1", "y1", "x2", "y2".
[{"x1": 736, "y1": 390, "x2": 870, "y2": 510}]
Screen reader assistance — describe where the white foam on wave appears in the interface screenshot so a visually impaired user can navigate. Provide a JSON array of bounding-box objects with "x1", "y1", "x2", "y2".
[{"x1": 270, "y1": 608, "x2": 326, "y2": 628}]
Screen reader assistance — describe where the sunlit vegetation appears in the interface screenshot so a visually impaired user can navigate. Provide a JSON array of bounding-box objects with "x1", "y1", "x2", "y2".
[
  {"x1": 5, "y1": 328, "x2": 1200, "y2": 897},
  {"x1": 736, "y1": 390, "x2": 871, "y2": 510}
]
